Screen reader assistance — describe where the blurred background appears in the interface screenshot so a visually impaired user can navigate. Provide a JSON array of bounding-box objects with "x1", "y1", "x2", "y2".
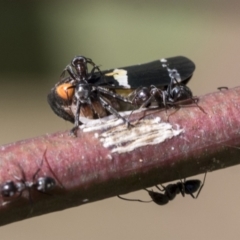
[{"x1": 0, "y1": 0, "x2": 240, "y2": 239}]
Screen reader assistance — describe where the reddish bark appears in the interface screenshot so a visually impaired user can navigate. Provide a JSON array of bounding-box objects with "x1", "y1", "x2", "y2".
[{"x1": 0, "y1": 87, "x2": 240, "y2": 226}]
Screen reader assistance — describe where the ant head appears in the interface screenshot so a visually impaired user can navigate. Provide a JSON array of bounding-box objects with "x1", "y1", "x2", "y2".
[
  {"x1": 71, "y1": 56, "x2": 90, "y2": 77},
  {"x1": 71, "y1": 56, "x2": 95, "y2": 75},
  {"x1": 71, "y1": 56, "x2": 88, "y2": 67},
  {"x1": 133, "y1": 87, "x2": 151, "y2": 106},
  {"x1": 0, "y1": 181, "x2": 18, "y2": 198},
  {"x1": 184, "y1": 180, "x2": 201, "y2": 195}
]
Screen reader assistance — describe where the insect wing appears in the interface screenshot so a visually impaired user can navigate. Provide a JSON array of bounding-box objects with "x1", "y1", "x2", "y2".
[{"x1": 101, "y1": 56, "x2": 195, "y2": 89}]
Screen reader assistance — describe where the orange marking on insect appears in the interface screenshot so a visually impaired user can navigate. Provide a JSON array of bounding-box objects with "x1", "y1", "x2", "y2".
[{"x1": 56, "y1": 83, "x2": 74, "y2": 100}]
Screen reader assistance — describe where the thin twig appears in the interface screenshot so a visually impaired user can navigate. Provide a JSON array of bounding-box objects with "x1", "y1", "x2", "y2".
[{"x1": 0, "y1": 86, "x2": 240, "y2": 226}]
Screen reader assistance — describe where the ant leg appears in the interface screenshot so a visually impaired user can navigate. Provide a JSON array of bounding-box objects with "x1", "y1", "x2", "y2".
[
  {"x1": 193, "y1": 100, "x2": 207, "y2": 115},
  {"x1": 166, "y1": 97, "x2": 206, "y2": 121},
  {"x1": 13, "y1": 166, "x2": 33, "y2": 212},
  {"x1": 177, "y1": 175, "x2": 186, "y2": 197},
  {"x1": 155, "y1": 185, "x2": 165, "y2": 192},
  {"x1": 60, "y1": 65, "x2": 77, "y2": 79},
  {"x1": 194, "y1": 172, "x2": 207, "y2": 199},
  {"x1": 117, "y1": 195, "x2": 152, "y2": 203},
  {"x1": 97, "y1": 86, "x2": 132, "y2": 105},
  {"x1": 42, "y1": 149, "x2": 64, "y2": 189},
  {"x1": 149, "y1": 85, "x2": 165, "y2": 108},
  {"x1": 88, "y1": 96, "x2": 107, "y2": 122},
  {"x1": 98, "y1": 96, "x2": 133, "y2": 128},
  {"x1": 26, "y1": 188, "x2": 34, "y2": 217},
  {"x1": 32, "y1": 149, "x2": 47, "y2": 182},
  {"x1": 166, "y1": 107, "x2": 180, "y2": 121},
  {"x1": 176, "y1": 97, "x2": 207, "y2": 115},
  {"x1": 70, "y1": 100, "x2": 83, "y2": 136},
  {"x1": 97, "y1": 87, "x2": 133, "y2": 126},
  {"x1": 139, "y1": 94, "x2": 155, "y2": 109},
  {"x1": 88, "y1": 65, "x2": 102, "y2": 79},
  {"x1": 217, "y1": 86, "x2": 228, "y2": 91},
  {"x1": 74, "y1": 100, "x2": 81, "y2": 127}
]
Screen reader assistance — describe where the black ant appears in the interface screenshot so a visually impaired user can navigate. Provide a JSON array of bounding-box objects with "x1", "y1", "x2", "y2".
[
  {"x1": 129, "y1": 76, "x2": 200, "y2": 111},
  {"x1": 0, "y1": 150, "x2": 60, "y2": 205},
  {"x1": 48, "y1": 56, "x2": 132, "y2": 135},
  {"x1": 118, "y1": 173, "x2": 207, "y2": 205},
  {"x1": 60, "y1": 56, "x2": 101, "y2": 81}
]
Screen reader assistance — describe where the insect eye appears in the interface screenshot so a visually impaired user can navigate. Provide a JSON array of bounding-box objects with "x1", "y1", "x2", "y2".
[{"x1": 56, "y1": 83, "x2": 74, "y2": 101}]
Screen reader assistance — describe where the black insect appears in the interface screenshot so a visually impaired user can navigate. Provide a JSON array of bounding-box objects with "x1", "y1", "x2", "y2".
[
  {"x1": 101, "y1": 56, "x2": 195, "y2": 89},
  {"x1": 60, "y1": 56, "x2": 101, "y2": 81},
  {"x1": 48, "y1": 56, "x2": 196, "y2": 134},
  {"x1": 118, "y1": 173, "x2": 207, "y2": 205},
  {"x1": 128, "y1": 77, "x2": 198, "y2": 110},
  {"x1": 103, "y1": 56, "x2": 201, "y2": 117},
  {"x1": 0, "y1": 177, "x2": 55, "y2": 200},
  {"x1": 0, "y1": 150, "x2": 58, "y2": 205},
  {"x1": 47, "y1": 56, "x2": 132, "y2": 135}
]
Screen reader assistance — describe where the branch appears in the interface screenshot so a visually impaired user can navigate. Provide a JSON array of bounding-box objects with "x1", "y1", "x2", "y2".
[{"x1": 0, "y1": 86, "x2": 240, "y2": 226}]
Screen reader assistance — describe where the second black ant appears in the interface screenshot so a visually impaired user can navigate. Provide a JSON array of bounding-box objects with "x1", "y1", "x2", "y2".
[
  {"x1": 0, "y1": 150, "x2": 61, "y2": 206},
  {"x1": 118, "y1": 173, "x2": 207, "y2": 205},
  {"x1": 129, "y1": 76, "x2": 200, "y2": 111}
]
